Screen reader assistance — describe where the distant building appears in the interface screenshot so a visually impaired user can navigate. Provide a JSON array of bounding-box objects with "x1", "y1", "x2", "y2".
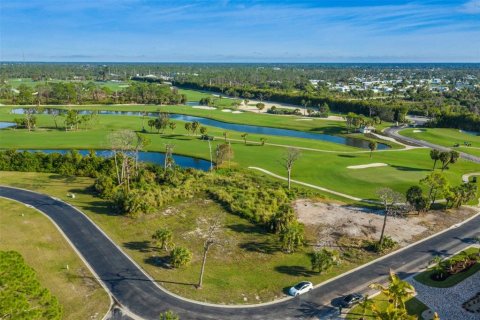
[{"x1": 359, "y1": 126, "x2": 375, "y2": 134}]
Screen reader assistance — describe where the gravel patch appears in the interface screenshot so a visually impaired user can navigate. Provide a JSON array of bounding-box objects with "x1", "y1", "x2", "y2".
[{"x1": 408, "y1": 271, "x2": 480, "y2": 320}]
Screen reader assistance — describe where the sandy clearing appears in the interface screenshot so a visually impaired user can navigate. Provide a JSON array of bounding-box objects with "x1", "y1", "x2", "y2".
[
  {"x1": 347, "y1": 163, "x2": 388, "y2": 169},
  {"x1": 192, "y1": 106, "x2": 217, "y2": 110},
  {"x1": 235, "y1": 100, "x2": 345, "y2": 121},
  {"x1": 462, "y1": 172, "x2": 480, "y2": 183},
  {"x1": 295, "y1": 199, "x2": 476, "y2": 246}
]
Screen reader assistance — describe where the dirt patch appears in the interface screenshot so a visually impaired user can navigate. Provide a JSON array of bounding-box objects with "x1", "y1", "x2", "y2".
[{"x1": 295, "y1": 199, "x2": 478, "y2": 246}]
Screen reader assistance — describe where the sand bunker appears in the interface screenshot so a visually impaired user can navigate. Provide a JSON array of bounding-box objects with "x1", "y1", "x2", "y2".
[
  {"x1": 192, "y1": 106, "x2": 217, "y2": 110},
  {"x1": 295, "y1": 118, "x2": 314, "y2": 121},
  {"x1": 347, "y1": 163, "x2": 388, "y2": 169},
  {"x1": 232, "y1": 111, "x2": 243, "y2": 114},
  {"x1": 413, "y1": 130, "x2": 424, "y2": 133},
  {"x1": 221, "y1": 109, "x2": 232, "y2": 112}
]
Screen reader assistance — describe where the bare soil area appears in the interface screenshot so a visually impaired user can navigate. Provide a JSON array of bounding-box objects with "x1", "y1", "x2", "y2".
[{"x1": 295, "y1": 199, "x2": 478, "y2": 246}]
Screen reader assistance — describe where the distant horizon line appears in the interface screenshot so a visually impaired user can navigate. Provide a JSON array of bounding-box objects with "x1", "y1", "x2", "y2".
[{"x1": 2, "y1": 60, "x2": 480, "y2": 65}]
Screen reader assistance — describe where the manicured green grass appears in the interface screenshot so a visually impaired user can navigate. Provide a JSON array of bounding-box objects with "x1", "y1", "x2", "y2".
[
  {"x1": 0, "y1": 198, "x2": 110, "y2": 319},
  {"x1": 346, "y1": 293, "x2": 429, "y2": 320},
  {"x1": 0, "y1": 104, "x2": 400, "y2": 149},
  {"x1": 400, "y1": 128, "x2": 480, "y2": 157},
  {"x1": 413, "y1": 247, "x2": 480, "y2": 288},
  {"x1": 0, "y1": 171, "x2": 381, "y2": 304},
  {"x1": 0, "y1": 113, "x2": 478, "y2": 202}
]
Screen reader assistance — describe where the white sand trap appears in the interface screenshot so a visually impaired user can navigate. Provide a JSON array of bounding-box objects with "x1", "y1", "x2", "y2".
[
  {"x1": 119, "y1": 85, "x2": 130, "y2": 88},
  {"x1": 232, "y1": 111, "x2": 243, "y2": 114},
  {"x1": 295, "y1": 118, "x2": 314, "y2": 121},
  {"x1": 221, "y1": 109, "x2": 232, "y2": 112},
  {"x1": 347, "y1": 163, "x2": 388, "y2": 169},
  {"x1": 192, "y1": 106, "x2": 216, "y2": 110},
  {"x1": 413, "y1": 129, "x2": 424, "y2": 133}
]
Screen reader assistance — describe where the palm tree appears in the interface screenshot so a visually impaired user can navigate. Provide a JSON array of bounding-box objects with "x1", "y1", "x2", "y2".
[
  {"x1": 191, "y1": 121, "x2": 200, "y2": 135},
  {"x1": 369, "y1": 270, "x2": 416, "y2": 311},
  {"x1": 169, "y1": 247, "x2": 192, "y2": 268},
  {"x1": 152, "y1": 228, "x2": 173, "y2": 251},
  {"x1": 356, "y1": 295, "x2": 374, "y2": 319},
  {"x1": 168, "y1": 121, "x2": 176, "y2": 133},
  {"x1": 269, "y1": 205, "x2": 295, "y2": 233},
  {"x1": 241, "y1": 133, "x2": 248, "y2": 145},
  {"x1": 430, "y1": 149, "x2": 440, "y2": 170},
  {"x1": 428, "y1": 256, "x2": 446, "y2": 280},
  {"x1": 184, "y1": 122, "x2": 192, "y2": 135},
  {"x1": 310, "y1": 248, "x2": 339, "y2": 273},
  {"x1": 279, "y1": 222, "x2": 305, "y2": 253},
  {"x1": 369, "y1": 141, "x2": 377, "y2": 158}
]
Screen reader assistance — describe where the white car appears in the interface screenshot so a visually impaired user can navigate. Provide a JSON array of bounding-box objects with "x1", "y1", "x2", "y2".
[{"x1": 288, "y1": 281, "x2": 313, "y2": 296}]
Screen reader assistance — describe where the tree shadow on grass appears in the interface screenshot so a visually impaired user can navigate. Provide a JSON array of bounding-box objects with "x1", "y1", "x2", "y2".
[
  {"x1": 81, "y1": 201, "x2": 119, "y2": 216},
  {"x1": 391, "y1": 165, "x2": 428, "y2": 172},
  {"x1": 48, "y1": 174, "x2": 79, "y2": 183},
  {"x1": 144, "y1": 255, "x2": 171, "y2": 269},
  {"x1": 337, "y1": 154, "x2": 356, "y2": 158},
  {"x1": 228, "y1": 223, "x2": 266, "y2": 235},
  {"x1": 275, "y1": 265, "x2": 316, "y2": 277},
  {"x1": 239, "y1": 240, "x2": 280, "y2": 254},
  {"x1": 124, "y1": 240, "x2": 154, "y2": 253}
]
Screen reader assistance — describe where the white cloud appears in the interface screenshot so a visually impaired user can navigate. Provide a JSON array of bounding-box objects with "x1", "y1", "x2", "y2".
[{"x1": 459, "y1": 0, "x2": 480, "y2": 14}]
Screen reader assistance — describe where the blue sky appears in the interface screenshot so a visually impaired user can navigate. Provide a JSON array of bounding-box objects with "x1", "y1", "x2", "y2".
[{"x1": 1, "y1": 0, "x2": 479, "y2": 62}]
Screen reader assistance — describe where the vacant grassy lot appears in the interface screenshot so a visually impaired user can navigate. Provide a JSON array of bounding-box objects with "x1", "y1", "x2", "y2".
[
  {"x1": 0, "y1": 198, "x2": 110, "y2": 319},
  {"x1": 346, "y1": 293, "x2": 428, "y2": 319},
  {"x1": 414, "y1": 247, "x2": 480, "y2": 288},
  {"x1": 0, "y1": 171, "x2": 382, "y2": 304}
]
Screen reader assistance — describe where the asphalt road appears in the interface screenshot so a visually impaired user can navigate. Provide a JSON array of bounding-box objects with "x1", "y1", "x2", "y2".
[
  {"x1": 384, "y1": 126, "x2": 480, "y2": 164},
  {"x1": 1, "y1": 186, "x2": 479, "y2": 320}
]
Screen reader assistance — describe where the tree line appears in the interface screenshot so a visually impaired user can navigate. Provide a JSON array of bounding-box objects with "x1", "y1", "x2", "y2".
[{"x1": 0, "y1": 81, "x2": 186, "y2": 105}]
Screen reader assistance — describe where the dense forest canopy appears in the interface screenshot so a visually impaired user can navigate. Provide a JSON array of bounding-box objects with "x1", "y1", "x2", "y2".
[{"x1": 1, "y1": 62, "x2": 479, "y2": 129}]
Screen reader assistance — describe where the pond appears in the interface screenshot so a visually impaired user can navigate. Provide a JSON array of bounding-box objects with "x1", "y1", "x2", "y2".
[
  {"x1": 21, "y1": 149, "x2": 211, "y2": 171},
  {"x1": 10, "y1": 108, "x2": 390, "y2": 150},
  {"x1": 0, "y1": 122, "x2": 15, "y2": 129}
]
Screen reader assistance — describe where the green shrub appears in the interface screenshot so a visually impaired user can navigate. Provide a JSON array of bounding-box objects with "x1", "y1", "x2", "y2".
[{"x1": 0, "y1": 251, "x2": 63, "y2": 319}]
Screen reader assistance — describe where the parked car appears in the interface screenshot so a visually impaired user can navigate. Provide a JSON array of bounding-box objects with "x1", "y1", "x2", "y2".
[
  {"x1": 288, "y1": 281, "x2": 313, "y2": 296},
  {"x1": 339, "y1": 293, "x2": 364, "y2": 307}
]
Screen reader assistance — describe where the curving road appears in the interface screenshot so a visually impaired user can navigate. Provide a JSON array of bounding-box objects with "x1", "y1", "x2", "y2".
[
  {"x1": 1, "y1": 186, "x2": 479, "y2": 320},
  {"x1": 384, "y1": 126, "x2": 480, "y2": 164}
]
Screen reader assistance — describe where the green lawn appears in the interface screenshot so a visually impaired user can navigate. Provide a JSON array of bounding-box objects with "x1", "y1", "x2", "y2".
[
  {"x1": 0, "y1": 198, "x2": 110, "y2": 319},
  {"x1": 346, "y1": 293, "x2": 429, "y2": 320},
  {"x1": 0, "y1": 112, "x2": 478, "y2": 202},
  {"x1": 0, "y1": 102, "x2": 399, "y2": 148},
  {"x1": 414, "y1": 247, "x2": 480, "y2": 288},
  {"x1": 400, "y1": 128, "x2": 480, "y2": 157},
  {"x1": 0, "y1": 171, "x2": 381, "y2": 304}
]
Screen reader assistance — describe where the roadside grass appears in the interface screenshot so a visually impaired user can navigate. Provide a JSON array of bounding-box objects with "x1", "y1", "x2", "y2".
[
  {"x1": 413, "y1": 247, "x2": 480, "y2": 288},
  {"x1": 0, "y1": 113, "x2": 478, "y2": 202},
  {"x1": 346, "y1": 293, "x2": 428, "y2": 320},
  {"x1": 0, "y1": 198, "x2": 110, "y2": 319},
  {"x1": 0, "y1": 171, "x2": 382, "y2": 304},
  {"x1": 400, "y1": 128, "x2": 480, "y2": 156}
]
